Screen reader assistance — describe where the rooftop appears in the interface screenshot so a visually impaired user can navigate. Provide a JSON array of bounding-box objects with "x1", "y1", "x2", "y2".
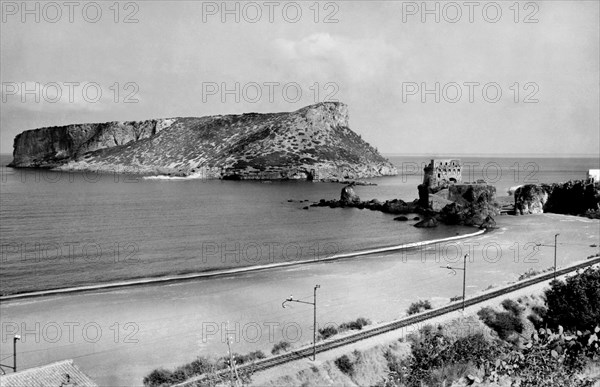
[{"x1": 0, "y1": 360, "x2": 97, "y2": 387}]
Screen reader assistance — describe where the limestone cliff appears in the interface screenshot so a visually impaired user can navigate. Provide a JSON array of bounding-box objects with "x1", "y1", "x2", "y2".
[{"x1": 9, "y1": 102, "x2": 397, "y2": 181}]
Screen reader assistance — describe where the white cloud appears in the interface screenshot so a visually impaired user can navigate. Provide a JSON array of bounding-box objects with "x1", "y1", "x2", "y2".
[{"x1": 271, "y1": 33, "x2": 406, "y2": 83}]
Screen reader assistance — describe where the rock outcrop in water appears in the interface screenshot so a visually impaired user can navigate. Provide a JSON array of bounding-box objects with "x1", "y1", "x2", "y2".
[
  {"x1": 514, "y1": 184, "x2": 548, "y2": 215},
  {"x1": 9, "y1": 102, "x2": 397, "y2": 181},
  {"x1": 312, "y1": 172, "x2": 499, "y2": 228},
  {"x1": 515, "y1": 180, "x2": 600, "y2": 218},
  {"x1": 437, "y1": 184, "x2": 500, "y2": 226},
  {"x1": 340, "y1": 184, "x2": 361, "y2": 205}
]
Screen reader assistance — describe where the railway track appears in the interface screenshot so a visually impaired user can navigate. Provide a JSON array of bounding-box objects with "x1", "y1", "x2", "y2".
[{"x1": 174, "y1": 256, "x2": 600, "y2": 386}]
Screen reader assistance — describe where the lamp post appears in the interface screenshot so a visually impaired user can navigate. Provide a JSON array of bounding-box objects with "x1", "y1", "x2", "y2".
[
  {"x1": 441, "y1": 254, "x2": 468, "y2": 311},
  {"x1": 536, "y1": 233, "x2": 559, "y2": 280},
  {"x1": 0, "y1": 335, "x2": 20, "y2": 373},
  {"x1": 282, "y1": 285, "x2": 320, "y2": 361}
]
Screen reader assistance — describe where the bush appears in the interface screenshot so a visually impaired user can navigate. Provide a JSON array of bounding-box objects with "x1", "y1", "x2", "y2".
[
  {"x1": 234, "y1": 350, "x2": 265, "y2": 364},
  {"x1": 339, "y1": 317, "x2": 370, "y2": 331},
  {"x1": 407, "y1": 300, "x2": 432, "y2": 315},
  {"x1": 318, "y1": 325, "x2": 338, "y2": 340},
  {"x1": 143, "y1": 369, "x2": 174, "y2": 387},
  {"x1": 501, "y1": 298, "x2": 523, "y2": 316},
  {"x1": 477, "y1": 306, "x2": 524, "y2": 341},
  {"x1": 335, "y1": 355, "x2": 354, "y2": 375},
  {"x1": 544, "y1": 266, "x2": 600, "y2": 331},
  {"x1": 271, "y1": 340, "x2": 291, "y2": 355}
]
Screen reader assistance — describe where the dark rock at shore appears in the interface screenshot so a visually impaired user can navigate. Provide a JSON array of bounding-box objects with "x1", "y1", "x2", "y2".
[
  {"x1": 414, "y1": 218, "x2": 438, "y2": 228},
  {"x1": 515, "y1": 184, "x2": 547, "y2": 215},
  {"x1": 313, "y1": 177, "x2": 499, "y2": 229},
  {"x1": 439, "y1": 184, "x2": 500, "y2": 226},
  {"x1": 480, "y1": 215, "x2": 497, "y2": 229},
  {"x1": 413, "y1": 216, "x2": 420, "y2": 221},
  {"x1": 514, "y1": 180, "x2": 600, "y2": 218},
  {"x1": 543, "y1": 180, "x2": 600, "y2": 217},
  {"x1": 340, "y1": 185, "x2": 361, "y2": 205},
  {"x1": 312, "y1": 194, "x2": 419, "y2": 214}
]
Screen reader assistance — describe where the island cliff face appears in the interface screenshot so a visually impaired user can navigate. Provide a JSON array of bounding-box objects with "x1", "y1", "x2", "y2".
[{"x1": 9, "y1": 102, "x2": 397, "y2": 181}]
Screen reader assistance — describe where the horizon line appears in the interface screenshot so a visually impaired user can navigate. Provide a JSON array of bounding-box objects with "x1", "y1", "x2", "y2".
[
  {"x1": 0, "y1": 152, "x2": 598, "y2": 158},
  {"x1": 382, "y1": 153, "x2": 600, "y2": 158}
]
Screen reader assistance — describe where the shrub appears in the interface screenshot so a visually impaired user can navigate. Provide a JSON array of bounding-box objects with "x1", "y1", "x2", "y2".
[
  {"x1": 477, "y1": 306, "x2": 524, "y2": 341},
  {"x1": 544, "y1": 267, "x2": 600, "y2": 331},
  {"x1": 234, "y1": 350, "x2": 265, "y2": 364},
  {"x1": 492, "y1": 326, "x2": 600, "y2": 386},
  {"x1": 143, "y1": 369, "x2": 174, "y2": 387},
  {"x1": 501, "y1": 299, "x2": 523, "y2": 316},
  {"x1": 271, "y1": 340, "x2": 291, "y2": 355},
  {"x1": 407, "y1": 300, "x2": 432, "y2": 315},
  {"x1": 406, "y1": 326, "x2": 499, "y2": 386},
  {"x1": 335, "y1": 355, "x2": 354, "y2": 375},
  {"x1": 339, "y1": 317, "x2": 370, "y2": 331},
  {"x1": 318, "y1": 325, "x2": 338, "y2": 340}
]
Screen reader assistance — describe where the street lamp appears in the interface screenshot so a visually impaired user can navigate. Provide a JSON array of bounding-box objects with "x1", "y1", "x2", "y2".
[
  {"x1": 282, "y1": 284, "x2": 320, "y2": 361},
  {"x1": 0, "y1": 335, "x2": 20, "y2": 373},
  {"x1": 536, "y1": 233, "x2": 559, "y2": 280},
  {"x1": 441, "y1": 254, "x2": 468, "y2": 311}
]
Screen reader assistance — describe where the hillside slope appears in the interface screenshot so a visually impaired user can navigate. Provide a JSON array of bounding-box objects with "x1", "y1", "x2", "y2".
[{"x1": 9, "y1": 102, "x2": 397, "y2": 181}]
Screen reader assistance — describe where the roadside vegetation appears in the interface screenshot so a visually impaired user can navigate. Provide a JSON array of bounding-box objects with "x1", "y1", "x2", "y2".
[
  {"x1": 369, "y1": 266, "x2": 600, "y2": 386},
  {"x1": 318, "y1": 317, "x2": 371, "y2": 340},
  {"x1": 406, "y1": 300, "x2": 432, "y2": 315},
  {"x1": 145, "y1": 267, "x2": 599, "y2": 386}
]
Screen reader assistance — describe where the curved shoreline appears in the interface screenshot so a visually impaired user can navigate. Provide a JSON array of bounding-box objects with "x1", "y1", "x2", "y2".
[{"x1": 0, "y1": 229, "x2": 486, "y2": 302}]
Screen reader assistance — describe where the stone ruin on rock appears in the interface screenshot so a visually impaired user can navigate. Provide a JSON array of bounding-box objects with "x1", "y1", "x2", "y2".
[
  {"x1": 418, "y1": 159, "x2": 462, "y2": 208},
  {"x1": 423, "y1": 159, "x2": 462, "y2": 193}
]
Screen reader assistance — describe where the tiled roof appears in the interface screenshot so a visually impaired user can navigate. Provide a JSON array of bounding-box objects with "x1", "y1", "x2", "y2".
[{"x1": 0, "y1": 359, "x2": 97, "y2": 387}]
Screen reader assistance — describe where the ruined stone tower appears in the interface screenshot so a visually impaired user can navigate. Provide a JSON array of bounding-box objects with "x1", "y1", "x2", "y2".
[{"x1": 423, "y1": 159, "x2": 462, "y2": 193}]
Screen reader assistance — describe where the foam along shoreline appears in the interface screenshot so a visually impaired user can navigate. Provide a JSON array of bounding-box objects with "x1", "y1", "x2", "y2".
[
  {"x1": 142, "y1": 172, "x2": 206, "y2": 180},
  {"x1": 0, "y1": 229, "x2": 486, "y2": 302}
]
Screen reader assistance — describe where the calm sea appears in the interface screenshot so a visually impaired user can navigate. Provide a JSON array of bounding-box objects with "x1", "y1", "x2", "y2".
[{"x1": 0, "y1": 154, "x2": 597, "y2": 295}]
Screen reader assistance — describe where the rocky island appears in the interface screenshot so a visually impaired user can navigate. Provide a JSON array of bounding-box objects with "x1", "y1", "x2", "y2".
[{"x1": 8, "y1": 102, "x2": 397, "y2": 181}]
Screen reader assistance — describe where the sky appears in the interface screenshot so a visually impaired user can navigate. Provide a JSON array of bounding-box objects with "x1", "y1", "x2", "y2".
[{"x1": 1, "y1": 0, "x2": 598, "y2": 156}]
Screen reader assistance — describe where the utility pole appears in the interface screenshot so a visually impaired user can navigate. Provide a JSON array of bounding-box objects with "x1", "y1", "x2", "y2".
[
  {"x1": 441, "y1": 254, "x2": 468, "y2": 311},
  {"x1": 536, "y1": 233, "x2": 559, "y2": 280},
  {"x1": 0, "y1": 335, "x2": 20, "y2": 373},
  {"x1": 282, "y1": 284, "x2": 320, "y2": 361},
  {"x1": 225, "y1": 322, "x2": 240, "y2": 387},
  {"x1": 554, "y1": 233, "x2": 559, "y2": 280},
  {"x1": 313, "y1": 284, "x2": 318, "y2": 362}
]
